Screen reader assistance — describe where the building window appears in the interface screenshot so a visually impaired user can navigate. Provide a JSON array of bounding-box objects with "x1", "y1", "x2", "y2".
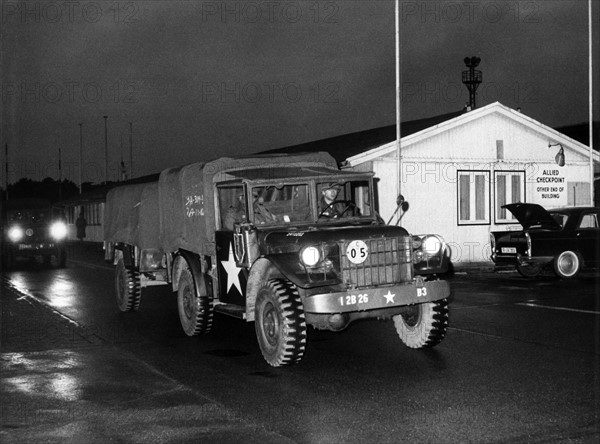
[
  {"x1": 494, "y1": 170, "x2": 525, "y2": 223},
  {"x1": 84, "y1": 203, "x2": 102, "y2": 226},
  {"x1": 496, "y1": 140, "x2": 504, "y2": 160},
  {"x1": 567, "y1": 182, "x2": 591, "y2": 206},
  {"x1": 66, "y1": 206, "x2": 75, "y2": 224},
  {"x1": 457, "y1": 170, "x2": 490, "y2": 225}
]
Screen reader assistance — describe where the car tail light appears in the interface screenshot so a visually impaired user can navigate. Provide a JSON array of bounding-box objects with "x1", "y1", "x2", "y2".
[{"x1": 525, "y1": 232, "x2": 532, "y2": 257}]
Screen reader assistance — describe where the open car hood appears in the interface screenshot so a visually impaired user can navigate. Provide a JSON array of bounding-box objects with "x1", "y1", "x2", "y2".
[{"x1": 502, "y1": 203, "x2": 561, "y2": 230}]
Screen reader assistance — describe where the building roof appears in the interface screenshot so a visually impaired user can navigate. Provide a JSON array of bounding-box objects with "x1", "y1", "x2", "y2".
[
  {"x1": 56, "y1": 173, "x2": 160, "y2": 207},
  {"x1": 262, "y1": 110, "x2": 466, "y2": 163},
  {"x1": 346, "y1": 102, "x2": 600, "y2": 171}
]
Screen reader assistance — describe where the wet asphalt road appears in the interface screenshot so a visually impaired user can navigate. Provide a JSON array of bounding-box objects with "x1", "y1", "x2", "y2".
[{"x1": 1, "y1": 242, "x2": 599, "y2": 443}]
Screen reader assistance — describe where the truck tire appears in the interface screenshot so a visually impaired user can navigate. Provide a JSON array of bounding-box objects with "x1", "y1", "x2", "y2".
[
  {"x1": 553, "y1": 250, "x2": 581, "y2": 279},
  {"x1": 393, "y1": 299, "x2": 448, "y2": 349},
  {"x1": 177, "y1": 267, "x2": 213, "y2": 336},
  {"x1": 255, "y1": 279, "x2": 307, "y2": 367},
  {"x1": 115, "y1": 258, "x2": 141, "y2": 311},
  {"x1": 516, "y1": 263, "x2": 542, "y2": 278}
]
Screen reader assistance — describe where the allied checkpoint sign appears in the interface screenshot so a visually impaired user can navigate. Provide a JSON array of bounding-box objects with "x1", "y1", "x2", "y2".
[{"x1": 533, "y1": 168, "x2": 567, "y2": 207}]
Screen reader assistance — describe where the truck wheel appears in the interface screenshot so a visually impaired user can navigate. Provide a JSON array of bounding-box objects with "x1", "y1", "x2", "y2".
[
  {"x1": 553, "y1": 251, "x2": 581, "y2": 279},
  {"x1": 516, "y1": 263, "x2": 542, "y2": 278},
  {"x1": 115, "y1": 258, "x2": 141, "y2": 311},
  {"x1": 177, "y1": 267, "x2": 213, "y2": 336},
  {"x1": 393, "y1": 299, "x2": 448, "y2": 349},
  {"x1": 255, "y1": 279, "x2": 307, "y2": 367}
]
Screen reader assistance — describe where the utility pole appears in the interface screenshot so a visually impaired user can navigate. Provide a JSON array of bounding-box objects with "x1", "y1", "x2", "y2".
[
  {"x1": 589, "y1": 0, "x2": 594, "y2": 206},
  {"x1": 129, "y1": 122, "x2": 133, "y2": 180},
  {"x1": 395, "y1": 0, "x2": 401, "y2": 201},
  {"x1": 58, "y1": 145, "x2": 62, "y2": 201},
  {"x1": 103, "y1": 115, "x2": 108, "y2": 184},
  {"x1": 4, "y1": 143, "x2": 8, "y2": 201},
  {"x1": 79, "y1": 123, "x2": 83, "y2": 194}
]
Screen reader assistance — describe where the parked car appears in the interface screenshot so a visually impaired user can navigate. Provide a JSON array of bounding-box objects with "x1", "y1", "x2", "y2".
[
  {"x1": 490, "y1": 204, "x2": 599, "y2": 279},
  {"x1": 1, "y1": 198, "x2": 68, "y2": 269}
]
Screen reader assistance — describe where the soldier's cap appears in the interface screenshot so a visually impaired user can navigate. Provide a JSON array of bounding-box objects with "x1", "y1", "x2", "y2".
[{"x1": 323, "y1": 182, "x2": 342, "y2": 190}]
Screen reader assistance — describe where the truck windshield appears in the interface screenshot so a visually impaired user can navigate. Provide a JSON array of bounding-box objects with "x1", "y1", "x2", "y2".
[
  {"x1": 251, "y1": 184, "x2": 311, "y2": 225},
  {"x1": 316, "y1": 179, "x2": 372, "y2": 221},
  {"x1": 8, "y1": 210, "x2": 49, "y2": 223},
  {"x1": 248, "y1": 179, "x2": 373, "y2": 226}
]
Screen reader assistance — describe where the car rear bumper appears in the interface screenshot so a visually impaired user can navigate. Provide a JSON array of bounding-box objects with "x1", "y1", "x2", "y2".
[
  {"x1": 491, "y1": 253, "x2": 553, "y2": 267},
  {"x1": 517, "y1": 254, "x2": 553, "y2": 266},
  {"x1": 491, "y1": 253, "x2": 518, "y2": 265}
]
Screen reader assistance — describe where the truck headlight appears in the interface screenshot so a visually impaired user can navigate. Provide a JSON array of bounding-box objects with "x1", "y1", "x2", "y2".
[
  {"x1": 8, "y1": 226, "x2": 24, "y2": 242},
  {"x1": 422, "y1": 235, "x2": 444, "y2": 255},
  {"x1": 50, "y1": 221, "x2": 68, "y2": 240},
  {"x1": 413, "y1": 234, "x2": 448, "y2": 274},
  {"x1": 300, "y1": 246, "x2": 321, "y2": 267}
]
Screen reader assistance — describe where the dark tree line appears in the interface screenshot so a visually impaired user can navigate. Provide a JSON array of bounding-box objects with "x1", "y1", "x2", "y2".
[{"x1": 1, "y1": 178, "x2": 85, "y2": 203}]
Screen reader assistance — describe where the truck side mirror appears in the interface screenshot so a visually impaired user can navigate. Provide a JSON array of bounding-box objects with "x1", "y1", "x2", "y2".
[{"x1": 387, "y1": 194, "x2": 410, "y2": 225}]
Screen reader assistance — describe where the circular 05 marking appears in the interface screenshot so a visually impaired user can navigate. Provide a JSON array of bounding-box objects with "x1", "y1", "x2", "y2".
[{"x1": 346, "y1": 240, "x2": 369, "y2": 264}]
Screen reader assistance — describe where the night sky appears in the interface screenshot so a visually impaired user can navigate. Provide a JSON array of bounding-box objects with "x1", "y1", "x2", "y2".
[{"x1": 1, "y1": 0, "x2": 598, "y2": 184}]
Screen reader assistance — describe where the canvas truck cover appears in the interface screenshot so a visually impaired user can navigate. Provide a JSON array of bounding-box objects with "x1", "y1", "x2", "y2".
[
  {"x1": 158, "y1": 152, "x2": 338, "y2": 254},
  {"x1": 104, "y1": 182, "x2": 160, "y2": 250}
]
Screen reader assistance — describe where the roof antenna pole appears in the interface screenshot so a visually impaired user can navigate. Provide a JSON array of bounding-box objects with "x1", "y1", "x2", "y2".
[
  {"x1": 462, "y1": 57, "x2": 482, "y2": 109},
  {"x1": 395, "y1": 0, "x2": 402, "y2": 206},
  {"x1": 588, "y1": 0, "x2": 594, "y2": 206}
]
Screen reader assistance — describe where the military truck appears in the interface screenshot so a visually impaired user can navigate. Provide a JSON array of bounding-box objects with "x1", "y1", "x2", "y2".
[
  {"x1": 2, "y1": 198, "x2": 67, "y2": 269},
  {"x1": 104, "y1": 153, "x2": 450, "y2": 366}
]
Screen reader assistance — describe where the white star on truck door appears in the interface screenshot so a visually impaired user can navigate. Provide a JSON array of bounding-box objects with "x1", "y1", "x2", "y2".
[{"x1": 221, "y1": 243, "x2": 242, "y2": 294}]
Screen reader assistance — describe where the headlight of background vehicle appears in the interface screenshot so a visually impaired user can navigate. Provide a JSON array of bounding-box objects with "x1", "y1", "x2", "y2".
[
  {"x1": 300, "y1": 246, "x2": 321, "y2": 267},
  {"x1": 8, "y1": 226, "x2": 24, "y2": 242},
  {"x1": 50, "y1": 221, "x2": 68, "y2": 240}
]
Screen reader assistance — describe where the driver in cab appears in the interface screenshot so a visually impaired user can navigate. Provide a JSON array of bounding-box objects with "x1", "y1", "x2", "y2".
[{"x1": 318, "y1": 182, "x2": 357, "y2": 218}]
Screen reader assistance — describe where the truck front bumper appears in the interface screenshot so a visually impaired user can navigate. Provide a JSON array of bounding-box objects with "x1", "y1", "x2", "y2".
[
  {"x1": 303, "y1": 279, "x2": 450, "y2": 314},
  {"x1": 11, "y1": 242, "x2": 61, "y2": 256}
]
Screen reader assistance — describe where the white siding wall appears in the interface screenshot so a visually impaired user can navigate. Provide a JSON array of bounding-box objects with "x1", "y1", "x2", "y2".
[{"x1": 363, "y1": 110, "x2": 593, "y2": 264}]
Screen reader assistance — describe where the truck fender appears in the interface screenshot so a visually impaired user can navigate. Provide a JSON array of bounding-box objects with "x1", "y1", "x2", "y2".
[
  {"x1": 172, "y1": 250, "x2": 208, "y2": 299},
  {"x1": 245, "y1": 257, "x2": 283, "y2": 322}
]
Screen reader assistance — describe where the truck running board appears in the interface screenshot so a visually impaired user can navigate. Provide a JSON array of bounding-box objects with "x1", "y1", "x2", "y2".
[{"x1": 214, "y1": 303, "x2": 246, "y2": 319}]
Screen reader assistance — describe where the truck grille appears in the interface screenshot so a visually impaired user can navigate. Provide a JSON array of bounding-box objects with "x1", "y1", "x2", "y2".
[{"x1": 340, "y1": 237, "x2": 413, "y2": 288}]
